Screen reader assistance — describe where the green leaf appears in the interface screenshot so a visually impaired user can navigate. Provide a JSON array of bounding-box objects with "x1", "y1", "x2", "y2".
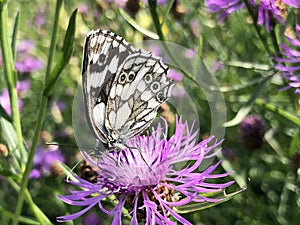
[
  {"x1": 224, "y1": 75, "x2": 272, "y2": 127},
  {"x1": 119, "y1": 8, "x2": 159, "y2": 39},
  {"x1": 255, "y1": 99, "x2": 300, "y2": 127},
  {"x1": 44, "y1": 9, "x2": 77, "y2": 96},
  {"x1": 161, "y1": 0, "x2": 174, "y2": 26},
  {"x1": 174, "y1": 187, "x2": 246, "y2": 214},
  {"x1": 0, "y1": 205, "x2": 40, "y2": 225},
  {"x1": 288, "y1": 129, "x2": 299, "y2": 156},
  {"x1": 264, "y1": 128, "x2": 284, "y2": 157},
  {"x1": 11, "y1": 11, "x2": 19, "y2": 60},
  {"x1": 0, "y1": 116, "x2": 18, "y2": 153}
]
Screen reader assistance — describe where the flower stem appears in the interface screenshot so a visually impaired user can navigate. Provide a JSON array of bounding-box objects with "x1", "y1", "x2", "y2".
[
  {"x1": 13, "y1": 97, "x2": 48, "y2": 225},
  {"x1": 0, "y1": 0, "x2": 25, "y2": 166},
  {"x1": 46, "y1": 0, "x2": 63, "y2": 79},
  {"x1": 12, "y1": 0, "x2": 63, "y2": 224},
  {"x1": 148, "y1": 0, "x2": 165, "y2": 41},
  {"x1": 243, "y1": 0, "x2": 276, "y2": 62},
  {"x1": 7, "y1": 177, "x2": 52, "y2": 224}
]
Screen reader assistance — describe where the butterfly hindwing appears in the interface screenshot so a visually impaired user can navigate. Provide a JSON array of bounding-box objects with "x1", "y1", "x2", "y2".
[{"x1": 105, "y1": 50, "x2": 174, "y2": 141}]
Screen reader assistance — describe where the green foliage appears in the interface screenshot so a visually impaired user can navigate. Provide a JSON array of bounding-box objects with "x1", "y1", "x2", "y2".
[{"x1": 0, "y1": 0, "x2": 299, "y2": 224}]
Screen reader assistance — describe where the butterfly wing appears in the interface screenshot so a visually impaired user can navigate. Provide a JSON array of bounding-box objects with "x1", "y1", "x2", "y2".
[
  {"x1": 105, "y1": 50, "x2": 174, "y2": 141},
  {"x1": 82, "y1": 29, "x2": 137, "y2": 143}
]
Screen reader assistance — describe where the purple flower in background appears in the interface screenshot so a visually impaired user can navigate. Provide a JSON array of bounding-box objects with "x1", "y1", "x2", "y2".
[
  {"x1": 240, "y1": 114, "x2": 266, "y2": 149},
  {"x1": 57, "y1": 117, "x2": 234, "y2": 224},
  {"x1": 0, "y1": 80, "x2": 31, "y2": 115},
  {"x1": 79, "y1": 4, "x2": 89, "y2": 16},
  {"x1": 17, "y1": 40, "x2": 35, "y2": 53},
  {"x1": 168, "y1": 69, "x2": 183, "y2": 81},
  {"x1": 171, "y1": 84, "x2": 185, "y2": 98},
  {"x1": 30, "y1": 144, "x2": 65, "y2": 179},
  {"x1": 33, "y1": 6, "x2": 46, "y2": 28},
  {"x1": 14, "y1": 40, "x2": 44, "y2": 73},
  {"x1": 83, "y1": 213, "x2": 101, "y2": 225},
  {"x1": 275, "y1": 25, "x2": 300, "y2": 93},
  {"x1": 15, "y1": 56, "x2": 44, "y2": 73},
  {"x1": 282, "y1": 0, "x2": 300, "y2": 7},
  {"x1": 0, "y1": 89, "x2": 21, "y2": 116},
  {"x1": 212, "y1": 59, "x2": 225, "y2": 72}
]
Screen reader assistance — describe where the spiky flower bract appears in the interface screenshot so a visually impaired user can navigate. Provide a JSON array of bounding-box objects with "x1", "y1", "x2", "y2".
[
  {"x1": 57, "y1": 117, "x2": 233, "y2": 224},
  {"x1": 275, "y1": 24, "x2": 300, "y2": 93}
]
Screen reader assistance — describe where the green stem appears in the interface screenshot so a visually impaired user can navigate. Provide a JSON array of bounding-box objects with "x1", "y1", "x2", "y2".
[
  {"x1": 148, "y1": 0, "x2": 165, "y2": 41},
  {"x1": 13, "y1": 1, "x2": 63, "y2": 224},
  {"x1": 0, "y1": 0, "x2": 25, "y2": 167},
  {"x1": 7, "y1": 178, "x2": 52, "y2": 224},
  {"x1": 243, "y1": 0, "x2": 275, "y2": 61},
  {"x1": 12, "y1": 97, "x2": 48, "y2": 225},
  {"x1": 45, "y1": 0, "x2": 63, "y2": 79}
]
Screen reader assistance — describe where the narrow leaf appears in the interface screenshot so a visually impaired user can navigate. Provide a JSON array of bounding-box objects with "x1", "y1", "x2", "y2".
[
  {"x1": 288, "y1": 129, "x2": 299, "y2": 156},
  {"x1": 119, "y1": 8, "x2": 159, "y2": 39},
  {"x1": 224, "y1": 75, "x2": 271, "y2": 127},
  {"x1": 11, "y1": 11, "x2": 19, "y2": 60},
  {"x1": 175, "y1": 188, "x2": 246, "y2": 214},
  {"x1": 0, "y1": 117, "x2": 18, "y2": 153},
  {"x1": 44, "y1": 9, "x2": 77, "y2": 96},
  {"x1": 256, "y1": 99, "x2": 300, "y2": 127}
]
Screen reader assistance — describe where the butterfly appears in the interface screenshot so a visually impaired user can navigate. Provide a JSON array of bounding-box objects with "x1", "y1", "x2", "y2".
[{"x1": 82, "y1": 29, "x2": 174, "y2": 160}]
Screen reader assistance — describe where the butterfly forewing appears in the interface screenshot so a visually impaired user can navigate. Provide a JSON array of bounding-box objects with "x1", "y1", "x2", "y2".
[
  {"x1": 82, "y1": 29, "x2": 136, "y2": 144},
  {"x1": 82, "y1": 29, "x2": 174, "y2": 152}
]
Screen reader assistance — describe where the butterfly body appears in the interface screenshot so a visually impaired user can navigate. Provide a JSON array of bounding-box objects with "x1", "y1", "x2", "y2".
[{"x1": 82, "y1": 29, "x2": 173, "y2": 158}]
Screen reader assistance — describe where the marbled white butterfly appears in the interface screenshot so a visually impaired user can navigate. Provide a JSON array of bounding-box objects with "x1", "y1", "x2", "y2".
[{"x1": 82, "y1": 29, "x2": 174, "y2": 159}]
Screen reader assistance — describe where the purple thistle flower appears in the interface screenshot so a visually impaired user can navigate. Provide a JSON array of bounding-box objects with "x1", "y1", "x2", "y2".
[
  {"x1": 275, "y1": 24, "x2": 300, "y2": 93},
  {"x1": 57, "y1": 117, "x2": 234, "y2": 224},
  {"x1": 30, "y1": 144, "x2": 65, "y2": 179},
  {"x1": 239, "y1": 114, "x2": 266, "y2": 149},
  {"x1": 257, "y1": 0, "x2": 286, "y2": 32},
  {"x1": 282, "y1": 0, "x2": 300, "y2": 7},
  {"x1": 205, "y1": 0, "x2": 286, "y2": 32},
  {"x1": 205, "y1": 0, "x2": 252, "y2": 22}
]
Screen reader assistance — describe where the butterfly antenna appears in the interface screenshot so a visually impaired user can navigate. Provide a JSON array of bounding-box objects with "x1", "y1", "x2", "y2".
[
  {"x1": 66, "y1": 158, "x2": 84, "y2": 182},
  {"x1": 46, "y1": 142, "x2": 79, "y2": 149}
]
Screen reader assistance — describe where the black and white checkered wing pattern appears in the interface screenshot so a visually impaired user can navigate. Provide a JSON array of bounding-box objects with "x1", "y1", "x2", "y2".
[
  {"x1": 105, "y1": 50, "x2": 174, "y2": 141},
  {"x1": 82, "y1": 30, "x2": 136, "y2": 143}
]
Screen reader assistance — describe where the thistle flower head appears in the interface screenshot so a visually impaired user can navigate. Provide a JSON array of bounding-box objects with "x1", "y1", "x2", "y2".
[
  {"x1": 57, "y1": 117, "x2": 234, "y2": 224},
  {"x1": 275, "y1": 24, "x2": 300, "y2": 93},
  {"x1": 239, "y1": 114, "x2": 266, "y2": 149}
]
